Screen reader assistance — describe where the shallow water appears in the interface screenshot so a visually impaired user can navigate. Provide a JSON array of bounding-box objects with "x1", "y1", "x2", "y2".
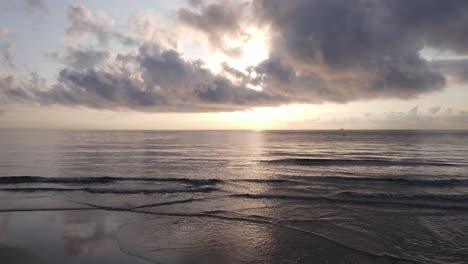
[{"x1": 0, "y1": 130, "x2": 467, "y2": 263}]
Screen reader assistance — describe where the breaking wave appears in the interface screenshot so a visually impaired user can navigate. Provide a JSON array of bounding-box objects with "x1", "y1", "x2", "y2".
[
  {"x1": 1, "y1": 175, "x2": 467, "y2": 187},
  {"x1": 262, "y1": 158, "x2": 459, "y2": 167}
]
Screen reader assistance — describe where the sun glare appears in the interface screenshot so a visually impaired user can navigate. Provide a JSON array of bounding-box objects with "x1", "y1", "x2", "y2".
[
  {"x1": 236, "y1": 27, "x2": 270, "y2": 69},
  {"x1": 205, "y1": 27, "x2": 270, "y2": 75},
  {"x1": 221, "y1": 104, "x2": 312, "y2": 130}
]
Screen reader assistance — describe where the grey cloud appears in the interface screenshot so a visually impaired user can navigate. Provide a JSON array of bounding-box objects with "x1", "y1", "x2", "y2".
[
  {"x1": 243, "y1": 0, "x2": 468, "y2": 103},
  {"x1": 382, "y1": 107, "x2": 420, "y2": 123},
  {"x1": 284, "y1": 108, "x2": 468, "y2": 129},
  {"x1": 46, "y1": 47, "x2": 111, "y2": 70},
  {"x1": 0, "y1": 43, "x2": 13, "y2": 67},
  {"x1": 0, "y1": 75, "x2": 34, "y2": 104},
  {"x1": 1, "y1": 43, "x2": 284, "y2": 112},
  {"x1": 0, "y1": 30, "x2": 13, "y2": 67},
  {"x1": 255, "y1": 57, "x2": 295, "y2": 84},
  {"x1": 137, "y1": 43, "x2": 283, "y2": 110},
  {"x1": 176, "y1": 0, "x2": 468, "y2": 104},
  {"x1": 376, "y1": 107, "x2": 468, "y2": 128},
  {"x1": 50, "y1": 68, "x2": 166, "y2": 109},
  {"x1": 429, "y1": 106, "x2": 441, "y2": 114},
  {"x1": 65, "y1": 5, "x2": 136, "y2": 46},
  {"x1": 4, "y1": 1, "x2": 468, "y2": 113},
  {"x1": 432, "y1": 59, "x2": 468, "y2": 82},
  {"x1": 178, "y1": 0, "x2": 250, "y2": 57},
  {"x1": 0, "y1": 28, "x2": 7, "y2": 37},
  {"x1": 253, "y1": 57, "x2": 333, "y2": 103},
  {"x1": 0, "y1": 0, "x2": 47, "y2": 14},
  {"x1": 189, "y1": 0, "x2": 204, "y2": 7},
  {"x1": 222, "y1": 63, "x2": 250, "y2": 81},
  {"x1": 386, "y1": 1, "x2": 468, "y2": 55},
  {"x1": 228, "y1": 57, "x2": 329, "y2": 103},
  {"x1": 408, "y1": 106, "x2": 418, "y2": 117},
  {"x1": 24, "y1": 0, "x2": 47, "y2": 14}
]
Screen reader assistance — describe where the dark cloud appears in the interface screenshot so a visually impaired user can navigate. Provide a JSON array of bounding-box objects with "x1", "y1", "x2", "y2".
[
  {"x1": 432, "y1": 59, "x2": 468, "y2": 82},
  {"x1": 244, "y1": 0, "x2": 468, "y2": 103},
  {"x1": 178, "y1": 0, "x2": 250, "y2": 56},
  {"x1": 1, "y1": 43, "x2": 283, "y2": 112},
  {"x1": 3, "y1": 1, "x2": 468, "y2": 113},
  {"x1": 136, "y1": 43, "x2": 284, "y2": 110},
  {"x1": 176, "y1": 0, "x2": 468, "y2": 105}
]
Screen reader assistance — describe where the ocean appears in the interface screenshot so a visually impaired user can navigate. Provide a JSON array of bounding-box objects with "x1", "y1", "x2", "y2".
[{"x1": 0, "y1": 130, "x2": 467, "y2": 264}]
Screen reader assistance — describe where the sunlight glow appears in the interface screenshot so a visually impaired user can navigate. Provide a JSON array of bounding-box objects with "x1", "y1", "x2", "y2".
[
  {"x1": 203, "y1": 26, "x2": 270, "y2": 75},
  {"x1": 220, "y1": 104, "x2": 313, "y2": 130},
  {"x1": 230, "y1": 27, "x2": 270, "y2": 70}
]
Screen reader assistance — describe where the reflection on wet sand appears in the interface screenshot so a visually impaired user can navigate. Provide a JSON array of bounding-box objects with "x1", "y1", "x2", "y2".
[
  {"x1": 1, "y1": 191, "x2": 467, "y2": 264},
  {"x1": 62, "y1": 212, "x2": 119, "y2": 256},
  {"x1": 0, "y1": 209, "x2": 152, "y2": 264}
]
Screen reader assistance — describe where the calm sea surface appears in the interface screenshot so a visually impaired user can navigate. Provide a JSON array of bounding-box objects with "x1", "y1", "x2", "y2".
[{"x1": 0, "y1": 130, "x2": 467, "y2": 263}]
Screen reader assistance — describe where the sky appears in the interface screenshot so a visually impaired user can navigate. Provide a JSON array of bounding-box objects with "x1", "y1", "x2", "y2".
[{"x1": 0, "y1": 0, "x2": 468, "y2": 130}]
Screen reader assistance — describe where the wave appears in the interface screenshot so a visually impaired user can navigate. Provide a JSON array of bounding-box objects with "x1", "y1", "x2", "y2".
[
  {"x1": 0, "y1": 186, "x2": 220, "y2": 194},
  {"x1": 0, "y1": 176, "x2": 221, "y2": 186},
  {"x1": 334, "y1": 191, "x2": 468, "y2": 202},
  {"x1": 287, "y1": 175, "x2": 468, "y2": 186},
  {"x1": 230, "y1": 192, "x2": 468, "y2": 210},
  {"x1": 232, "y1": 192, "x2": 468, "y2": 203},
  {"x1": 262, "y1": 158, "x2": 459, "y2": 167},
  {"x1": 1, "y1": 175, "x2": 467, "y2": 188}
]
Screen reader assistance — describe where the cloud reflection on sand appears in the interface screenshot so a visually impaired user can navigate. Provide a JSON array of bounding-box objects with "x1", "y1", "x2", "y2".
[{"x1": 62, "y1": 212, "x2": 120, "y2": 256}]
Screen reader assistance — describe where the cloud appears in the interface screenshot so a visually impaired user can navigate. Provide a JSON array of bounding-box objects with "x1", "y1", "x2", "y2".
[
  {"x1": 3, "y1": 2, "x2": 468, "y2": 114},
  {"x1": 376, "y1": 107, "x2": 468, "y2": 128},
  {"x1": 432, "y1": 59, "x2": 468, "y2": 82},
  {"x1": 429, "y1": 106, "x2": 441, "y2": 114},
  {"x1": 24, "y1": 0, "x2": 48, "y2": 14},
  {"x1": 127, "y1": 11, "x2": 179, "y2": 50},
  {"x1": 178, "y1": 0, "x2": 251, "y2": 57},
  {"x1": 189, "y1": 0, "x2": 204, "y2": 7},
  {"x1": 2, "y1": 42, "x2": 284, "y2": 112},
  {"x1": 246, "y1": 0, "x2": 468, "y2": 103},
  {"x1": 0, "y1": 45, "x2": 13, "y2": 67},
  {"x1": 178, "y1": 0, "x2": 468, "y2": 104},
  {"x1": 0, "y1": 28, "x2": 13, "y2": 67},
  {"x1": 65, "y1": 5, "x2": 136, "y2": 46},
  {"x1": 286, "y1": 106, "x2": 468, "y2": 129},
  {"x1": 0, "y1": 0, "x2": 48, "y2": 14},
  {"x1": 0, "y1": 28, "x2": 8, "y2": 37},
  {"x1": 408, "y1": 106, "x2": 418, "y2": 117},
  {"x1": 46, "y1": 46, "x2": 111, "y2": 70}
]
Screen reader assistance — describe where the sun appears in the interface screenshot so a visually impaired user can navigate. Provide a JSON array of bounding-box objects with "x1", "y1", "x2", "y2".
[
  {"x1": 236, "y1": 26, "x2": 270, "y2": 69},
  {"x1": 203, "y1": 26, "x2": 270, "y2": 74}
]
